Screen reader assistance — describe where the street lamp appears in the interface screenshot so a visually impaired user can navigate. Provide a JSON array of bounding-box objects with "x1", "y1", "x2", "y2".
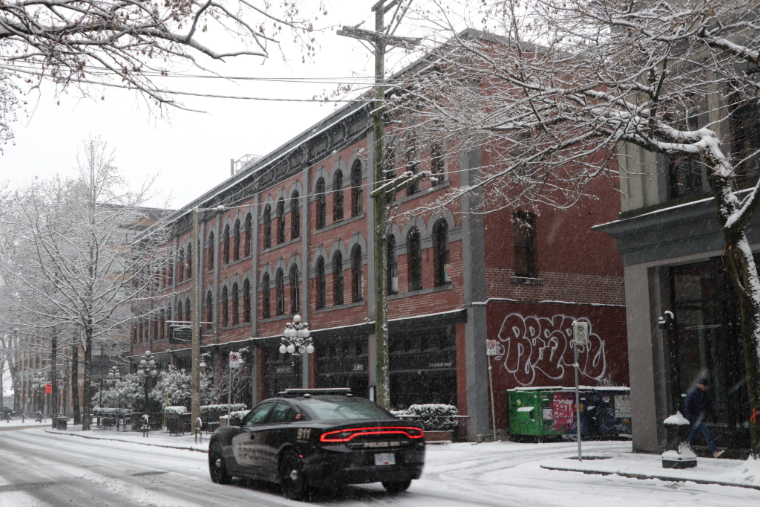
[
  {"x1": 279, "y1": 315, "x2": 314, "y2": 357},
  {"x1": 106, "y1": 366, "x2": 121, "y2": 430},
  {"x1": 137, "y1": 351, "x2": 157, "y2": 426},
  {"x1": 279, "y1": 315, "x2": 314, "y2": 390},
  {"x1": 32, "y1": 372, "x2": 45, "y2": 416}
]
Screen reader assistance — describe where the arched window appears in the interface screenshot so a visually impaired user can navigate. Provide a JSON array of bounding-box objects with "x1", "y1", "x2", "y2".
[
  {"x1": 243, "y1": 280, "x2": 251, "y2": 323},
  {"x1": 333, "y1": 251, "x2": 344, "y2": 306},
  {"x1": 176, "y1": 300, "x2": 183, "y2": 323},
  {"x1": 221, "y1": 286, "x2": 229, "y2": 327},
  {"x1": 387, "y1": 234, "x2": 398, "y2": 294},
  {"x1": 152, "y1": 315, "x2": 157, "y2": 341},
  {"x1": 407, "y1": 227, "x2": 423, "y2": 291},
  {"x1": 333, "y1": 170, "x2": 344, "y2": 222},
  {"x1": 233, "y1": 219, "x2": 241, "y2": 261},
  {"x1": 351, "y1": 245, "x2": 363, "y2": 302},
  {"x1": 223, "y1": 225, "x2": 231, "y2": 265},
  {"x1": 186, "y1": 242, "x2": 192, "y2": 278},
  {"x1": 205, "y1": 291, "x2": 213, "y2": 330},
  {"x1": 276, "y1": 269, "x2": 285, "y2": 316},
  {"x1": 290, "y1": 265, "x2": 299, "y2": 314},
  {"x1": 167, "y1": 306, "x2": 172, "y2": 331},
  {"x1": 276, "y1": 198, "x2": 285, "y2": 244},
  {"x1": 405, "y1": 133, "x2": 420, "y2": 196},
  {"x1": 315, "y1": 178, "x2": 326, "y2": 229},
  {"x1": 433, "y1": 219, "x2": 450, "y2": 286},
  {"x1": 207, "y1": 231, "x2": 215, "y2": 271},
  {"x1": 351, "y1": 160, "x2": 362, "y2": 216},
  {"x1": 263, "y1": 204, "x2": 272, "y2": 248},
  {"x1": 159, "y1": 308, "x2": 165, "y2": 340},
  {"x1": 291, "y1": 192, "x2": 300, "y2": 240},
  {"x1": 185, "y1": 297, "x2": 192, "y2": 323},
  {"x1": 244, "y1": 214, "x2": 252, "y2": 257},
  {"x1": 432, "y1": 142, "x2": 445, "y2": 186},
  {"x1": 261, "y1": 273, "x2": 271, "y2": 319},
  {"x1": 232, "y1": 283, "x2": 239, "y2": 325},
  {"x1": 167, "y1": 251, "x2": 173, "y2": 283},
  {"x1": 177, "y1": 247, "x2": 184, "y2": 282},
  {"x1": 316, "y1": 257, "x2": 326, "y2": 310},
  {"x1": 514, "y1": 211, "x2": 536, "y2": 278}
]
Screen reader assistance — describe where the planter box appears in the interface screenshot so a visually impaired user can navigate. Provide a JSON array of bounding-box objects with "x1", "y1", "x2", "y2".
[
  {"x1": 424, "y1": 430, "x2": 453, "y2": 442},
  {"x1": 219, "y1": 416, "x2": 228, "y2": 428}
]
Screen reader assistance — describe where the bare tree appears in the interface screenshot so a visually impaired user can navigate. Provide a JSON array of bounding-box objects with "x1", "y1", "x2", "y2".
[
  {"x1": 0, "y1": 137, "x2": 170, "y2": 429},
  {"x1": 0, "y1": 0, "x2": 326, "y2": 147},
  {"x1": 388, "y1": 0, "x2": 760, "y2": 455}
]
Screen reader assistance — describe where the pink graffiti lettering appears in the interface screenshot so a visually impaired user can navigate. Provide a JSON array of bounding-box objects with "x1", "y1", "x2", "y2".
[
  {"x1": 548, "y1": 392, "x2": 576, "y2": 433},
  {"x1": 496, "y1": 313, "x2": 607, "y2": 386}
]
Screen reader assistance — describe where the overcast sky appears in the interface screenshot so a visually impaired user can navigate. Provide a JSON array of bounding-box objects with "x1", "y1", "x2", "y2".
[{"x1": 0, "y1": 1, "x2": 475, "y2": 213}]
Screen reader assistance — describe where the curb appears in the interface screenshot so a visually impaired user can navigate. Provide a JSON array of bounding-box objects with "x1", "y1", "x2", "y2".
[
  {"x1": 540, "y1": 465, "x2": 760, "y2": 492},
  {"x1": 44, "y1": 429, "x2": 209, "y2": 453}
]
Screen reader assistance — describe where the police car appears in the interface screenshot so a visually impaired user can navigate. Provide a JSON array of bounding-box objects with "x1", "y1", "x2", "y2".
[{"x1": 208, "y1": 388, "x2": 425, "y2": 500}]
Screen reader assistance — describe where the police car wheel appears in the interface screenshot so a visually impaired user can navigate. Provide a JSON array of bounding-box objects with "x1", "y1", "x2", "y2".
[
  {"x1": 279, "y1": 449, "x2": 308, "y2": 501},
  {"x1": 209, "y1": 443, "x2": 232, "y2": 484}
]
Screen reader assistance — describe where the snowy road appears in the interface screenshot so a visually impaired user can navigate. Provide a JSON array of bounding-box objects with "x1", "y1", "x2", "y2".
[{"x1": 1, "y1": 427, "x2": 758, "y2": 506}]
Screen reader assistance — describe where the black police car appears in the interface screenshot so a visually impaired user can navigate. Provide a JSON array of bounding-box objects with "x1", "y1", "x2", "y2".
[{"x1": 208, "y1": 388, "x2": 425, "y2": 500}]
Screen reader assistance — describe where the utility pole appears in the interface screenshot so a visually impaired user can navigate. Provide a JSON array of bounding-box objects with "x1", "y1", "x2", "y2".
[
  {"x1": 338, "y1": 0, "x2": 420, "y2": 409},
  {"x1": 190, "y1": 208, "x2": 201, "y2": 434}
]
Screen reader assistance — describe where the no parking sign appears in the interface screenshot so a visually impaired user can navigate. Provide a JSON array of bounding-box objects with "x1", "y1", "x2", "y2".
[
  {"x1": 229, "y1": 352, "x2": 242, "y2": 369},
  {"x1": 486, "y1": 340, "x2": 499, "y2": 356}
]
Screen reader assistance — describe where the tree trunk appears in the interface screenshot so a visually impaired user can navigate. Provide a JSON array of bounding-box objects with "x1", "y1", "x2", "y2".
[
  {"x1": 82, "y1": 324, "x2": 93, "y2": 430},
  {"x1": 708, "y1": 171, "x2": 760, "y2": 458},
  {"x1": 71, "y1": 341, "x2": 80, "y2": 425},
  {"x1": 50, "y1": 330, "x2": 58, "y2": 428}
]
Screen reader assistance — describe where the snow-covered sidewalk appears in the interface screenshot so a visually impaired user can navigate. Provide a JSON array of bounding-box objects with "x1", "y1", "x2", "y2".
[
  {"x1": 542, "y1": 448, "x2": 760, "y2": 491},
  {"x1": 38, "y1": 425, "x2": 760, "y2": 495},
  {"x1": 45, "y1": 424, "x2": 209, "y2": 452},
  {"x1": 0, "y1": 419, "x2": 55, "y2": 431}
]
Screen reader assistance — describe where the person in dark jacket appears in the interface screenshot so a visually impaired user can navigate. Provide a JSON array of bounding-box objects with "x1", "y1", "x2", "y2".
[{"x1": 685, "y1": 378, "x2": 724, "y2": 458}]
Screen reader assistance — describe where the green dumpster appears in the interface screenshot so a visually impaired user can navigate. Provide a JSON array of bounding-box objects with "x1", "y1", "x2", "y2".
[{"x1": 508, "y1": 388, "x2": 560, "y2": 438}]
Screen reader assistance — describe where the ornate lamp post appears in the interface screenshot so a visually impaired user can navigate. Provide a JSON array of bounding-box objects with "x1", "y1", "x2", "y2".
[
  {"x1": 279, "y1": 315, "x2": 314, "y2": 389},
  {"x1": 32, "y1": 372, "x2": 45, "y2": 415},
  {"x1": 279, "y1": 315, "x2": 314, "y2": 357},
  {"x1": 106, "y1": 366, "x2": 121, "y2": 429},
  {"x1": 137, "y1": 351, "x2": 157, "y2": 419}
]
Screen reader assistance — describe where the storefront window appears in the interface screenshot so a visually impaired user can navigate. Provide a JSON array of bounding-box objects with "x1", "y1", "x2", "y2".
[{"x1": 671, "y1": 259, "x2": 750, "y2": 448}]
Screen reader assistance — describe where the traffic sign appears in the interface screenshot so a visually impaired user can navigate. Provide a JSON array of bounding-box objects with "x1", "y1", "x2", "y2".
[
  {"x1": 486, "y1": 340, "x2": 499, "y2": 356},
  {"x1": 229, "y1": 351, "x2": 242, "y2": 369},
  {"x1": 45, "y1": 383, "x2": 52, "y2": 394},
  {"x1": 58, "y1": 381, "x2": 64, "y2": 391},
  {"x1": 573, "y1": 321, "x2": 589, "y2": 347}
]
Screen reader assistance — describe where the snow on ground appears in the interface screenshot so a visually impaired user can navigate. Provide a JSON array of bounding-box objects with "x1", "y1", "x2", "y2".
[
  {"x1": 2, "y1": 427, "x2": 760, "y2": 506},
  {"x1": 46, "y1": 424, "x2": 209, "y2": 451},
  {"x1": 0, "y1": 419, "x2": 54, "y2": 431}
]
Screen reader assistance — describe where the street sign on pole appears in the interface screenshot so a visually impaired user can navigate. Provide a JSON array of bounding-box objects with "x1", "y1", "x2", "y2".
[
  {"x1": 45, "y1": 383, "x2": 52, "y2": 394},
  {"x1": 486, "y1": 341, "x2": 497, "y2": 441},
  {"x1": 573, "y1": 321, "x2": 589, "y2": 347},
  {"x1": 572, "y1": 320, "x2": 586, "y2": 461},
  {"x1": 229, "y1": 352, "x2": 242, "y2": 369},
  {"x1": 58, "y1": 381, "x2": 64, "y2": 391},
  {"x1": 170, "y1": 326, "x2": 192, "y2": 344}
]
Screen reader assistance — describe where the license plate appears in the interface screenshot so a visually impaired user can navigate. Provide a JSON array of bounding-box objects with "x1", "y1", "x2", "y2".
[{"x1": 374, "y1": 453, "x2": 396, "y2": 466}]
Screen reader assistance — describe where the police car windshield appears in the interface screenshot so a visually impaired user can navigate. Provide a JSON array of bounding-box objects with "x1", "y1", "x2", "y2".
[{"x1": 300, "y1": 397, "x2": 392, "y2": 421}]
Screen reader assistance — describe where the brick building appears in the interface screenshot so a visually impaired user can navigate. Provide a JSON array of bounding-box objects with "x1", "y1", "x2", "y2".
[{"x1": 133, "y1": 69, "x2": 628, "y2": 442}]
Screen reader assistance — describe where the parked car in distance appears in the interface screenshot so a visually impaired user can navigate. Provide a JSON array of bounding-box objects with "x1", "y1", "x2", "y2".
[{"x1": 208, "y1": 388, "x2": 425, "y2": 500}]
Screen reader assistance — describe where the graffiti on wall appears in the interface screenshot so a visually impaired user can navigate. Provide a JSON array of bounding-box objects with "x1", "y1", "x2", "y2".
[{"x1": 494, "y1": 313, "x2": 607, "y2": 386}]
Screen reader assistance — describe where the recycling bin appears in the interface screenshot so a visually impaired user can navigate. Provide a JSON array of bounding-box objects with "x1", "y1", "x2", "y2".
[
  {"x1": 589, "y1": 387, "x2": 632, "y2": 438},
  {"x1": 56, "y1": 417, "x2": 68, "y2": 430},
  {"x1": 508, "y1": 388, "x2": 560, "y2": 438}
]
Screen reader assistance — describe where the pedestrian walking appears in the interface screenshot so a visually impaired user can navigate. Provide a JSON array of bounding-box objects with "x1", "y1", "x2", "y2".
[{"x1": 685, "y1": 378, "x2": 724, "y2": 458}]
